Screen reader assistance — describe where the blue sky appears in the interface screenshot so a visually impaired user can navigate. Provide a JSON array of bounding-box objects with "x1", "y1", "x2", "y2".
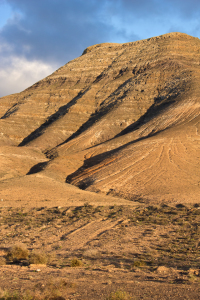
[{"x1": 0, "y1": 0, "x2": 200, "y2": 97}]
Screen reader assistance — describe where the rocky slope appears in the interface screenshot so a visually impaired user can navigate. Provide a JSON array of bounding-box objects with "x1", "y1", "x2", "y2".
[{"x1": 0, "y1": 32, "x2": 200, "y2": 203}]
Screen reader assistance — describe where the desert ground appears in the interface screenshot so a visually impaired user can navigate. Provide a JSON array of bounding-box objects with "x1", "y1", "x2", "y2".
[{"x1": 0, "y1": 196, "x2": 200, "y2": 299}]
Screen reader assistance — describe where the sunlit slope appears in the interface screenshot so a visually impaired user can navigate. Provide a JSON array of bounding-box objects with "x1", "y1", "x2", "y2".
[{"x1": 67, "y1": 113, "x2": 200, "y2": 202}]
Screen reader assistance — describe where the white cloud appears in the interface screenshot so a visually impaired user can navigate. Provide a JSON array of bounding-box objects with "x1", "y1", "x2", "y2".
[{"x1": 0, "y1": 55, "x2": 57, "y2": 97}]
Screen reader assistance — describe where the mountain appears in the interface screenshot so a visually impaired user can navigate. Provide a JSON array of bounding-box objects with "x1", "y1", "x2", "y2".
[{"x1": 0, "y1": 32, "x2": 200, "y2": 204}]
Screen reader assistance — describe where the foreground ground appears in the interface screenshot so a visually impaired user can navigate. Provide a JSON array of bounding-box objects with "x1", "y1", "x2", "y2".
[{"x1": 0, "y1": 199, "x2": 200, "y2": 300}]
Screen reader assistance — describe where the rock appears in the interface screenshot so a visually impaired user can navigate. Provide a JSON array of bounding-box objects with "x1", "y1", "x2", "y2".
[
  {"x1": 188, "y1": 268, "x2": 200, "y2": 276},
  {"x1": 156, "y1": 266, "x2": 171, "y2": 274},
  {"x1": 29, "y1": 264, "x2": 47, "y2": 270}
]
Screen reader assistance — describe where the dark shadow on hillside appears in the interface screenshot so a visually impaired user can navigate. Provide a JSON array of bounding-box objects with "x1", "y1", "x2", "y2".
[
  {"x1": 18, "y1": 88, "x2": 90, "y2": 147},
  {"x1": 115, "y1": 95, "x2": 177, "y2": 138},
  {"x1": 65, "y1": 128, "x2": 166, "y2": 188},
  {"x1": 52, "y1": 78, "x2": 134, "y2": 149},
  {"x1": 65, "y1": 90, "x2": 185, "y2": 188},
  {"x1": 0, "y1": 103, "x2": 19, "y2": 119},
  {"x1": 57, "y1": 81, "x2": 182, "y2": 155},
  {"x1": 26, "y1": 161, "x2": 49, "y2": 175}
]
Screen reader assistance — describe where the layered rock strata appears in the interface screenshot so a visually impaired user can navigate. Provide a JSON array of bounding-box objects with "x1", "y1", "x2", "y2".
[{"x1": 0, "y1": 32, "x2": 200, "y2": 203}]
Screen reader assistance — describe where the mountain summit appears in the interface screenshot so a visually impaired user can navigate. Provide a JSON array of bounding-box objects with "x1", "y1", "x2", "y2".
[{"x1": 0, "y1": 32, "x2": 200, "y2": 204}]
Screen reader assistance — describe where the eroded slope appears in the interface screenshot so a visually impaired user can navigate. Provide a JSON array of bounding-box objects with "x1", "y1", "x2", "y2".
[{"x1": 0, "y1": 32, "x2": 200, "y2": 203}]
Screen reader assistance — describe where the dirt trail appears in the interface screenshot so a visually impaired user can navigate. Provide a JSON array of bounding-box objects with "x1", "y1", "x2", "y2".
[{"x1": 62, "y1": 218, "x2": 123, "y2": 250}]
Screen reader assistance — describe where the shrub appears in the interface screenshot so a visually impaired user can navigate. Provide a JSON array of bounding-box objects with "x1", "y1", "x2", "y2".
[
  {"x1": 6, "y1": 245, "x2": 29, "y2": 262},
  {"x1": 83, "y1": 248, "x2": 98, "y2": 258},
  {"x1": 70, "y1": 258, "x2": 83, "y2": 267},
  {"x1": 29, "y1": 251, "x2": 48, "y2": 264},
  {"x1": 107, "y1": 290, "x2": 131, "y2": 300},
  {"x1": 0, "y1": 289, "x2": 21, "y2": 300},
  {"x1": 0, "y1": 257, "x2": 6, "y2": 265},
  {"x1": 133, "y1": 260, "x2": 146, "y2": 268}
]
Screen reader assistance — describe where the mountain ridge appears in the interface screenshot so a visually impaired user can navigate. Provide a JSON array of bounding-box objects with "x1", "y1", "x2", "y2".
[{"x1": 0, "y1": 32, "x2": 200, "y2": 204}]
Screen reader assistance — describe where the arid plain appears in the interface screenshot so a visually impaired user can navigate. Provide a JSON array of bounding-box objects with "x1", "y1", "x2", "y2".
[{"x1": 0, "y1": 32, "x2": 200, "y2": 299}]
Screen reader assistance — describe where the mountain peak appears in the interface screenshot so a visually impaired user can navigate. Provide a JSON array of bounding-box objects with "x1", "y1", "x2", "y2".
[{"x1": 0, "y1": 32, "x2": 200, "y2": 204}]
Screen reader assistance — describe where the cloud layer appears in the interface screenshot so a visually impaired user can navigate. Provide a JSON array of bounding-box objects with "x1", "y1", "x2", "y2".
[{"x1": 0, "y1": 0, "x2": 200, "y2": 97}]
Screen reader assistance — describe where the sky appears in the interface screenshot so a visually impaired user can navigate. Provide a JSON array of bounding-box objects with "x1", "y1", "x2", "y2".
[{"x1": 0, "y1": 0, "x2": 200, "y2": 97}]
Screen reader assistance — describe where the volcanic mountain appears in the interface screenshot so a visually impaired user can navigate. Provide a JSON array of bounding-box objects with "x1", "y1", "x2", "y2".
[{"x1": 0, "y1": 32, "x2": 200, "y2": 204}]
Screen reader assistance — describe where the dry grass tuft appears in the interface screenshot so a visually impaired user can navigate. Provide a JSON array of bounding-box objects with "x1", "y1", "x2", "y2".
[
  {"x1": 6, "y1": 245, "x2": 29, "y2": 262},
  {"x1": 83, "y1": 248, "x2": 99, "y2": 258},
  {"x1": 133, "y1": 260, "x2": 146, "y2": 268},
  {"x1": 0, "y1": 257, "x2": 6, "y2": 266},
  {"x1": 107, "y1": 290, "x2": 131, "y2": 300},
  {"x1": 70, "y1": 258, "x2": 83, "y2": 267},
  {"x1": 29, "y1": 251, "x2": 48, "y2": 265},
  {"x1": 5, "y1": 244, "x2": 50, "y2": 266}
]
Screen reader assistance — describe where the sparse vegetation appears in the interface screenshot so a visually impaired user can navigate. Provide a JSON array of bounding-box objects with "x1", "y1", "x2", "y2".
[
  {"x1": 29, "y1": 251, "x2": 48, "y2": 265},
  {"x1": 0, "y1": 279, "x2": 76, "y2": 300},
  {"x1": 4, "y1": 245, "x2": 49, "y2": 266},
  {"x1": 1, "y1": 203, "x2": 200, "y2": 298},
  {"x1": 70, "y1": 258, "x2": 83, "y2": 267},
  {"x1": 6, "y1": 245, "x2": 29, "y2": 263},
  {"x1": 1, "y1": 204, "x2": 200, "y2": 271},
  {"x1": 107, "y1": 290, "x2": 131, "y2": 300},
  {"x1": 133, "y1": 260, "x2": 146, "y2": 268},
  {"x1": 83, "y1": 248, "x2": 99, "y2": 258}
]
